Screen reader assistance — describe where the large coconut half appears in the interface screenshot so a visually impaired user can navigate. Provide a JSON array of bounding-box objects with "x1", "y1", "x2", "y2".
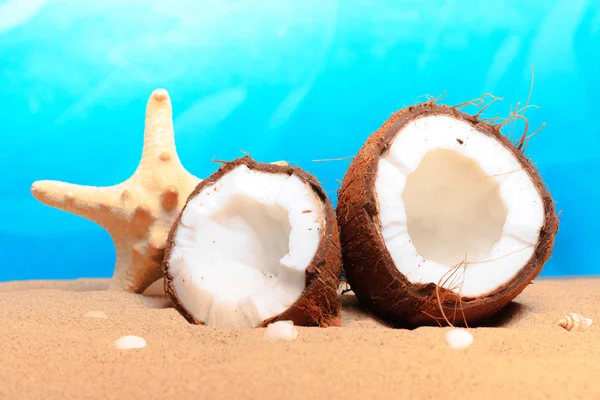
[
  {"x1": 163, "y1": 157, "x2": 342, "y2": 328},
  {"x1": 337, "y1": 102, "x2": 559, "y2": 327}
]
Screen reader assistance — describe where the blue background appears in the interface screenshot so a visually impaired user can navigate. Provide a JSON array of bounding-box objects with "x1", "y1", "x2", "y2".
[{"x1": 1, "y1": 0, "x2": 599, "y2": 282}]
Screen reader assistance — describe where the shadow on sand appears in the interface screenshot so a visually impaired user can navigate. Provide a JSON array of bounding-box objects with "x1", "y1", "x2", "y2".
[{"x1": 341, "y1": 290, "x2": 528, "y2": 329}]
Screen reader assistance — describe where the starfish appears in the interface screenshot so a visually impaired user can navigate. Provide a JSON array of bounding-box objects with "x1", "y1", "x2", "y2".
[{"x1": 31, "y1": 89, "x2": 202, "y2": 294}]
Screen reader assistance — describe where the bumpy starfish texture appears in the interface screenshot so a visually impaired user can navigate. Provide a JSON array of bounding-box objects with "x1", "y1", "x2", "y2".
[{"x1": 31, "y1": 89, "x2": 201, "y2": 294}]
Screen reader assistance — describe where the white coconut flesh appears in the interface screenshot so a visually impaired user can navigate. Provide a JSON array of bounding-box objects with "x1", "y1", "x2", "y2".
[
  {"x1": 168, "y1": 164, "x2": 325, "y2": 328},
  {"x1": 375, "y1": 115, "x2": 545, "y2": 298}
]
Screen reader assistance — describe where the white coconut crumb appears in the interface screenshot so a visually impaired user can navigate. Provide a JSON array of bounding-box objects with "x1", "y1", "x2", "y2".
[
  {"x1": 336, "y1": 281, "x2": 352, "y2": 295},
  {"x1": 445, "y1": 328, "x2": 473, "y2": 349},
  {"x1": 84, "y1": 311, "x2": 108, "y2": 319},
  {"x1": 264, "y1": 320, "x2": 298, "y2": 342},
  {"x1": 115, "y1": 335, "x2": 147, "y2": 350}
]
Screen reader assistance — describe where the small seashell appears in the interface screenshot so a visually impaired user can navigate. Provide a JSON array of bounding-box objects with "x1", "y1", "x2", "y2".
[
  {"x1": 558, "y1": 312, "x2": 592, "y2": 332},
  {"x1": 445, "y1": 328, "x2": 473, "y2": 350},
  {"x1": 115, "y1": 335, "x2": 147, "y2": 350},
  {"x1": 264, "y1": 320, "x2": 298, "y2": 342}
]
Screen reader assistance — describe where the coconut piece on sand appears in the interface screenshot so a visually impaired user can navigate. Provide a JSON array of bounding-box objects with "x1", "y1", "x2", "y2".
[
  {"x1": 163, "y1": 157, "x2": 342, "y2": 328},
  {"x1": 337, "y1": 102, "x2": 559, "y2": 327}
]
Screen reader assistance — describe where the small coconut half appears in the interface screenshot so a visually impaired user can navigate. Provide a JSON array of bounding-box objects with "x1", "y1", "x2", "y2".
[
  {"x1": 163, "y1": 157, "x2": 342, "y2": 328},
  {"x1": 337, "y1": 102, "x2": 559, "y2": 327}
]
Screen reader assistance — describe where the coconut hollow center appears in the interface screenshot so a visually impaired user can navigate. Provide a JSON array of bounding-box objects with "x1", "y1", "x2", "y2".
[
  {"x1": 402, "y1": 148, "x2": 508, "y2": 266},
  {"x1": 167, "y1": 165, "x2": 324, "y2": 328},
  {"x1": 209, "y1": 195, "x2": 292, "y2": 281}
]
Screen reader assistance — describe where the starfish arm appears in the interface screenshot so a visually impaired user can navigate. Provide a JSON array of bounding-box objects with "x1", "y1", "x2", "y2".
[
  {"x1": 138, "y1": 89, "x2": 178, "y2": 167},
  {"x1": 31, "y1": 180, "x2": 120, "y2": 228}
]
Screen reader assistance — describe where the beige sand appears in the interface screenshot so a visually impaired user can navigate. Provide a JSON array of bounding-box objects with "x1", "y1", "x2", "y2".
[{"x1": 0, "y1": 277, "x2": 598, "y2": 399}]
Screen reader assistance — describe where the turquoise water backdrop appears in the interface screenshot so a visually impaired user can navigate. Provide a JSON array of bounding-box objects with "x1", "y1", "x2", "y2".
[{"x1": 1, "y1": 0, "x2": 599, "y2": 281}]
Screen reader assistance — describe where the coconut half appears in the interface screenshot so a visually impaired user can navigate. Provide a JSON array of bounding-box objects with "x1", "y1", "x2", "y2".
[
  {"x1": 337, "y1": 102, "x2": 559, "y2": 327},
  {"x1": 163, "y1": 157, "x2": 342, "y2": 328}
]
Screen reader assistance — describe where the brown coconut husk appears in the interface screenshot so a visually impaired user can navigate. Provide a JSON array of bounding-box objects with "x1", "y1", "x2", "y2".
[
  {"x1": 163, "y1": 156, "x2": 343, "y2": 328},
  {"x1": 336, "y1": 101, "x2": 559, "y2": 328}
]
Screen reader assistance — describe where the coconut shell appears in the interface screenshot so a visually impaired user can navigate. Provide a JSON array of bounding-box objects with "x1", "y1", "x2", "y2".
[
  {"x1": 337, "y1": 102, "x2": 559, "y2": 328},
  {"x1": 163, "y1": 157, "x2": 343, "y2": 327}
]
